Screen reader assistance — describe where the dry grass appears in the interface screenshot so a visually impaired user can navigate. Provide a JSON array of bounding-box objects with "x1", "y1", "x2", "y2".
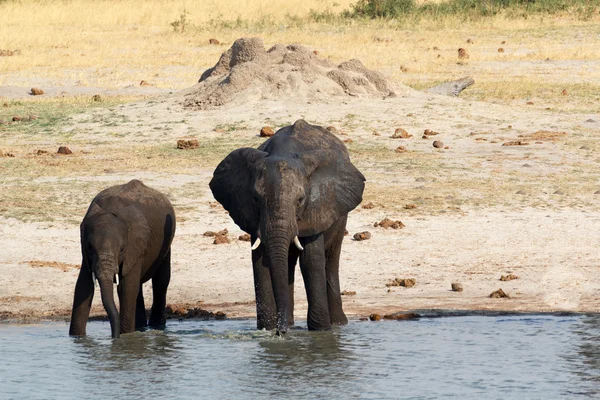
[{"x1": 1, "y1": 1, "x2": 599, "y2": 111}]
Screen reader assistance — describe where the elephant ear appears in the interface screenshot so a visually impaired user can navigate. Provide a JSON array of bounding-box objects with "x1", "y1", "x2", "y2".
[
  {"x1": 80, "y1": 202, "x2": 104, "y2": 270},
  {"x1": 210, "y1": 148, "x2": 267, "y2": 234},
  {"x1": 298, "y1": 150, "x2": 365, "y2": 236},
  {"x1": 113, "y1": 205, "x2": 150, "y2": 277}
]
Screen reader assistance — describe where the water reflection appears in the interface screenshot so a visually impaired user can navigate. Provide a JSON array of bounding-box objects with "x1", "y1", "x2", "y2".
[{"x1": 565, "y1": 314, "x2": 600, "y2": 396}]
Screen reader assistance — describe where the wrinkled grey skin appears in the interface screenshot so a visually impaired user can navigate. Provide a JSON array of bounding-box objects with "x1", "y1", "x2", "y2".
[
  {"x1": 210, "y1": 120, "x2": 365, "y2": 334},
  {"x1": 69, "y1": 180, "x2": 176, "y2": 338}
]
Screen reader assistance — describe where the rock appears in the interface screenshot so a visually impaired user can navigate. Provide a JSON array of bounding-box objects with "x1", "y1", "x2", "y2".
[
  {"x1": 165, "y1": 304, "x2": 188, "y2": 318},
  {"x1": 561, "y1": 89, "x2": 568, "y2": 96},
  {"x1": 383, "y1": 312, "x2": 420, "y2": 320},
  {"x1": 0, "y1": 49, "x2": 20, "y2": 56},
  {"x1": 466, "y1": 38, "x2": 473, "y2": 44},
  {"x1": 214, "y1": 235, "x2": 230, "y2": 244},
  {"x1": 344, "y1": 229, "x2": 349, "y2": 236},
  {"x1": 391, "y1": 128, "x2": 412, "y2": 139},
  {"x1": 489, "y1": 288, "x2": 510, "y2": 298},
  {"x1": 57, "y1": 146, "x2": 72, "y2": 155},
  {"x1": 12, "y1": 116, "x2": 21, "y2": 122},
  {"x1": 515, "y1": 190, "x2": 527, "y2": 195},
  {"x1": 451, "y1": 283, "x2": 463, "y2": 292},
  {"x1": 0, "y1": 150, "x2": 15, "y2": 157},
  {"x1": 554, "y1": 190, "x2": 565, "y2": 195},
  {"x1": 522, "y1": 163, "x2": 532, "y2": 168},
  {"x1": 395, "y1": 146, "x2": 408, "y2": 153},
  {"x1": 238, "y1": 233, "x2": 251, "y2": 242},
  {"x1": 500, "y1": 274, "x2": 519, "y2": 281},
  {"x1": 177, "y1": 139, "x2": 199, "y2": 149},
  {"x1": 139, "y1": 80, "x2": 152, "y2": 86},
  {"x1": 326, "y1": 125, "x2": 338, "y2": 133},
  {"x1": 341, "y1": 290, "x2": 356, "y2": 296},
  {"x1": 526, "y1": 101, "x2": 534, "y2": 105},
  {"x1": 209, "y1": 38, "x2": 220, "y2": 45},
  {"x1": 36, "y1": 149, "x2": 48, "y2": 155},
  {"x1": 374, "y1": 218, "x2": 405, "y2": 229},
  {"x1": 362, "y1": 201, "x2": 375, "y2": 209},
  {"x1": 215, "y1": 311, "x2": 227, "y2": 320},
  {"x1": 502, "y1": 140, "x2": 528, "y2": 146},
  {"x1": 260, "y1": 126, "x2": 274, "y2": 137},
  {"x1": 444, "y1": 146, "x2": 450, "y2": 149},
  {"x1": 404, "y1": 204, "x2": 416, "y2": 209},
  {"x1": 369, "y1": 314, "x2": 381, "y2": 321},
  {"x1": 353, "y1": 231, "x2": 372, "y2": 241},
  {"x1": 415, "y1": 177, "x2": 425, "y2": 182},
  {"x1": 204, "y1": 229, "x2": 228, "y2": 237},
  {"x1": 386, "y1": 278, "x2": 416, "y2": 288},
  {"x1": 433, "y1": 140, "x2": 444, "y2": 149},
  {"x1": 30, "y1": 88, "x2": 44, "y2": 95},
  {"x1": 458, "y1": 48, "x2": 469, "y2": 59},
  {"x1": 424, "y1": 129, "x2": 439, "y2": 136},
  {"x1": 498, "y1": 47, "x2": 505, "y2": 53},
  {"x1": 426, "y1": 76, "x2": 474, "y2": 97},
  {"x1": 92, "y1": 94, "x2": 102, "y2": 102},
  {"x1": 343, "y1": 138, "x2": 353, "y2": 143}
]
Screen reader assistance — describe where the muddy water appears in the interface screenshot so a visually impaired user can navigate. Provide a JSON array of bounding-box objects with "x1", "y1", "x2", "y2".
[{"x1": 1, "y1": 314, "x2": 599, "y2": 399}]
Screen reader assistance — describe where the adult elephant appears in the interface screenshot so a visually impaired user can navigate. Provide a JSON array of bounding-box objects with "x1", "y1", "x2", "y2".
[
  {"x1": 210, "y1": 119, "x2": 365, "y2": 334},
  {"x1": 69, "y1": 179, "x2": 176, "y2": 338}
]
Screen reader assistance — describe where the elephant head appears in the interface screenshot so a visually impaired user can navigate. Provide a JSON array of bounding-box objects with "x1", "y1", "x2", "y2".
[
  {"x1": 76, "y1": 202, "x2": 149, "y2": 338},
  {"x1": 210, "y1": 128, "x2": 365, "y2": 334}
]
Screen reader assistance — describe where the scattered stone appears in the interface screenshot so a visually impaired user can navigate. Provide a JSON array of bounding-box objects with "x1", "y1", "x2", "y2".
[
  {"x1": 362, "y1": 201, "x2": 375, "y2": 209},
  {"x1": 561, "y1": 89, "x2": 568, "y2": 96},
  {"x1": 501, "y1": 40, "x2": 506, "y2": 44},
  {"x1": 458, "y1": 48, "x2": 469, "y2": 59},
  {"x1": 526, "y1": 101, "x2": 534, "y2": 105},
  {"x1": 30, "y1": 88, "x2": 44, "y2": 95},
  {"x1": 451, "y1": 283, "x2": 463, "y2": 292},
  {"x1": 369, "y1": 314, "x2": 381, "y2": 321},
  {"x1": 260, "y1": 126, "x2": 274, "y2": 137},
  {"x1": 343, "y1": 138, "x2": 353, "y2": 143},
  {"x1": 57, "y1": 146, "x2": 72, "y2": 155},
  {"x1": 0, "y1": 150, "x2": 15, "y2": 157},
  {"x1": 522, "y1": 163, "x2": 532, "y2": 168},
  {"x1": 12, "y1": 116, "x2": 21, "y2": 122},
  {"x1": 502, "y1": 140, "x2": 528, "y2": 146},
  {"x1": 424, "y1": 129, "x2": 439, "y2": 136},
  {"x1": 344, "y1": 229, "x2": 349, "y2": 236},
  {"x1": 386, "y1": 278, "x2": 416, "y2": 288},
  {"x1": 580, "y1": 146, "x2": 590, "y2": 150},
  {"x1": 444, "y1": 146, "x2": 450, "y2": 149},
  {"x1": 165, "y1": 305, "x2": 227, "y2": 320},
  {"x1": 399, "y1": 65, "x2": 409, "y2": 73},
  {"x1": 326, "y1": 125, "x2": 338, "y2": 133},
  {"x1": 433, "y1": 140, "x2": 444, "y2": 148},
  {"x1": 415, "y1": 177, "x2": 425, "y2": 182},
  {"x1": 500, "y1": 274, "x2": 519, "y2": 281},
  {"x1": 0, "y1": 49, "x2": 21, "y2": 56},
  {"x1": 353, "y1": 231, "x2": 372, "y2": 241},
  {"x1": 359, "y1": 317, "x2": 368, "y2": 321},
  {"x1": 395, "y1": 146, "x2": 408, "y2": 153},
  {"x1": 516, "y1": 190, "x2": 527, "y2": 195},
  {"x1": 176, "y1": 139, "x2": 199, "y2": 149},
  {"x1": 404, "y1": 204, "x2": 416, "y2": 209},
  {"x1": 498, "y1": 47, "x2": 505, "y2": 53},
  {"x1": 422, "y1": 135, "x2": 429, "y2": 139},
  {"x1": 341, "y1": 290, "x2": 356, "y2": 296},
  {"x1": 140, "y1": 80, "x2": 152, "y2": 86},
  {"x1": 238, "y1": 233, "x2": 251, "y2": 242},
  {"x1": 595, "y1": 190, "x2": 600, "y2": 195},
  {"x1": 586, "y1": 119, "x2": 596, "y2": 123},
  {"x1": 553, "y1": 190, "x2": 565, "y2": 195},
  {"x1": 204, "y1": 229, "x2": 228, "y2": 237},
  {"x1": 383, "y1": 312, "x2": 420, "y2": 320},
  {"x1": 426, "y1": 76, "x2": 474, "y2": 97},
  {"x1": 374, "y1": 218, "x2": 405, "y2": 229},
  {"x1": 313, "y1": 50, "x2": 319, "y2": 56},
  {"x1": 433, "y1": 46, "x2": 439, "y2": 51},
  {"x1": 466, "y1": 38, "x2": 473, "y2": 44},
  {"x1": 92, "y1": 94, "x2": 102, "y2": 102},
  {"x1": 214, "y1": 235, "x2": 230, "y2": 244},
  {"x1": 489, "y1": 288, "x2": 510, "y2": 298},
  {"x1": 391, "y1": 128, "x2": 412, "y2": 139},
  {"x1": 36, "y1": 149, "x2": 48, "y2": 155},
  {"x1": 209, "y1": 38, "x2": 220, "y2": 45}
]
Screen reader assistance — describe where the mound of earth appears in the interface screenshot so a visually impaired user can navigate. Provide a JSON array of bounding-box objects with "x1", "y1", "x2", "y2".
[{"x1": 182, "y1": 37, "x2": 398, "y2": 110}]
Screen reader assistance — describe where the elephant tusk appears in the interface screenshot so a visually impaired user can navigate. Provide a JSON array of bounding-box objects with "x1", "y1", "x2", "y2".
[
  {"x1": 293, "y1": 236, "x2": 304, "y2": 251},
  {"x1": 251, "y1": 237, "x2": 261, "y2": 250},
  {"x1": 92, "y1": 272, "x2": 97, "y2": 288},
  {"x1": 115, "y1": 274, "x2": 119, "y2": 286}
]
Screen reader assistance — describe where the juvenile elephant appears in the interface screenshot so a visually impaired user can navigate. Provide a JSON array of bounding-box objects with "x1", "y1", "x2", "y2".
[
  {"x1": 69, "y1": 179, "x2": 176, "y2": 338},
  {"x1": 210, "y1": 119, "x2": 365, "y2": 334}
]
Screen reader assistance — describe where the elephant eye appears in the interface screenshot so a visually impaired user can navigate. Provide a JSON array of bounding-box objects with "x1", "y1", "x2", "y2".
[{"x1": 297, "y1": 195, "x2": 306, "y2": 208}]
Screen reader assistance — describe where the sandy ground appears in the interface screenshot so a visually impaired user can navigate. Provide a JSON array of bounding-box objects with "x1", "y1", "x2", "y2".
[{"x1": 1, "y1": 72, "x2": 599, "y2": 324}]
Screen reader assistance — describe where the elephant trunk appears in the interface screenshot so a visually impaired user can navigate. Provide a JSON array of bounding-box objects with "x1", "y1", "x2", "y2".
[
  {"x1": 98, "y1": 277, "x2": 120, "y2": 339},
  {"x1": 263, "y1": 223, "x2": 294, "y2": 335}
]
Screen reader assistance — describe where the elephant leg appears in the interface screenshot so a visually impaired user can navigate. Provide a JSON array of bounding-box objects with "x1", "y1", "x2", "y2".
[
  {"x1": 252, "y1": 239, "x2": 277, "y2": 330},
  {"x1": 299, "y1": 233, "x2": 331, "y2": 331},
  {"x1": 135, "y1": 286, "x2": 147, "y2": 330},
  {"x1": 324, "y1": 216, "x2": 348, "y2": 325},
  {"x1": 288, "y1": 245, "x2": 299, "y2": 327},
  {"x1": 149, "y1": 250, "x2": 171, "y2": 328},
  {"x1": 117, "y1": 271, "x2": 140, "y2": 335},
  {"x1": 69, "y1": 259, "x2": 95, "y2": 336}
]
